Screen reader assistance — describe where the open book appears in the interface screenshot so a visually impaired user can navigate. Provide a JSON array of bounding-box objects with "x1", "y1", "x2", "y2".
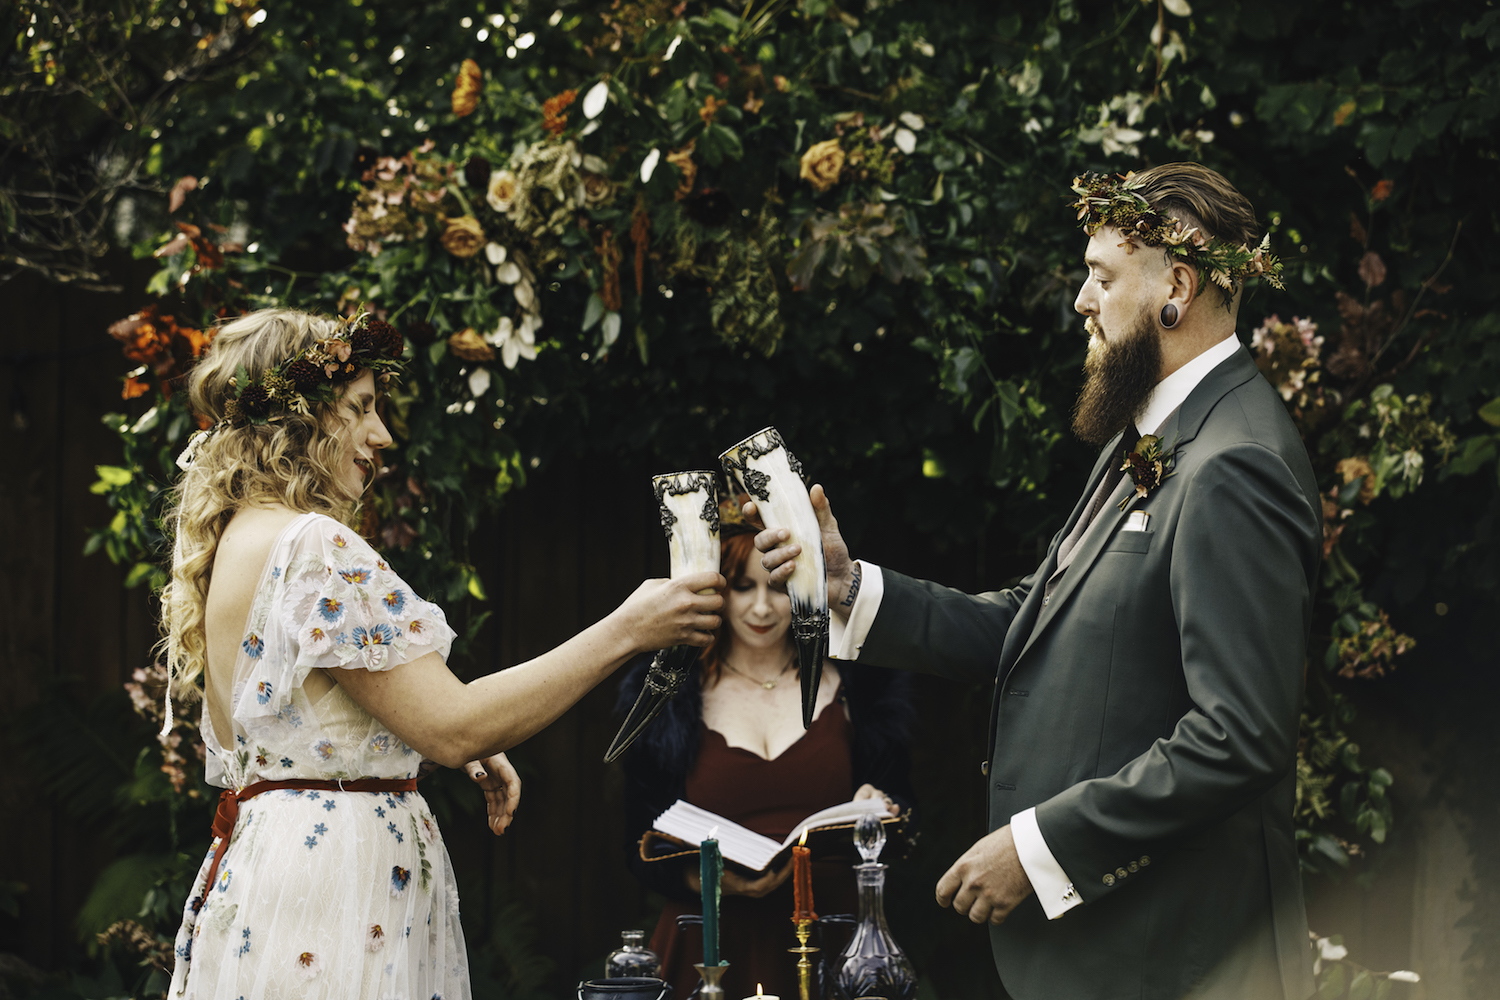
[{"x1": 645, "y1": 797, "x2": 894, "y2": 872}]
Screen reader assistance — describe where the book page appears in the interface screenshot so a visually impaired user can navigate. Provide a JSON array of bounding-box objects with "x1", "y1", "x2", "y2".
[
  {"x1": 773, "y1": 797, "x2": 890, "y2": 851},
  {"x1": 651, "y1": 797, "x2": 891, "y2": 871}
]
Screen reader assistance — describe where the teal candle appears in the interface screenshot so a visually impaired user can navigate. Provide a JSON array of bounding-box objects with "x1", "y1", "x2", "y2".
[{"x1": 700, "y1": 835, "x2": 723, "y2": 966}]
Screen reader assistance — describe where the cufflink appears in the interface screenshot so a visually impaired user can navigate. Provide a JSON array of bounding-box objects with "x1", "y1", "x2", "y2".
[{"x1": 1061, "y1": 884, "x2": 1078, "y2": 903}]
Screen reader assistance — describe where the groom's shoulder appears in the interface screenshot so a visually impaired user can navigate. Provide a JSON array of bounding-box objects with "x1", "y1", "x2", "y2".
[{"x1": 1194, "y1": 366, "x2": 1318, "y2": 500}]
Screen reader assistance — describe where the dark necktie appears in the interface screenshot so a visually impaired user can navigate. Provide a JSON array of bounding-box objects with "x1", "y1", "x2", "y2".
[{"x1": 1054, "y1": 423, "x2": 1141, "y2": 574}]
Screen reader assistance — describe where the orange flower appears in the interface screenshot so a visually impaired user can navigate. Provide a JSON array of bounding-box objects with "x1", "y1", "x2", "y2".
[
  {"x1": 742, "y1": 90, "x2": 764, "y2": 114},
  {"x1": 452, "y1": 59, "x2": 482, "y2": 117},
  {"x1": 666, "y1": 140, "x2": 697, "y2": 200},
  {"x1": 699, "y1": 94, "x2": 725, "y2": 126},
  {"x1": 121, "y1": 375, "x2": 151, "y2": 400},
  {"x1": 600, "y1": 228, "x2": 622, "y2": 312},
  {"x1": 630, "y1": 197, "x2": 651, "y2": 296},
  {"x1": 542, "y1": 89, "x2": 577, "y2": 136},
  {"x1": 1371, "y1": 179, "x2": 1394, "y2": 202},
  {"x1": 448, "y1": 327, "x2": 495, "y2": 362}
]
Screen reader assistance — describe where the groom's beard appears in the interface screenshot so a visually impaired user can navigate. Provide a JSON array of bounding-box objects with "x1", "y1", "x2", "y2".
[{"x1": 1071, "y1": 307, "x2": 1164, "y2": 445}]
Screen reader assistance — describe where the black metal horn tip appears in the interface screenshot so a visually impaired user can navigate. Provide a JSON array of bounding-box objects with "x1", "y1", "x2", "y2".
[{"x1": 603, "y1": 646, "x2": 698, "y2": 763}]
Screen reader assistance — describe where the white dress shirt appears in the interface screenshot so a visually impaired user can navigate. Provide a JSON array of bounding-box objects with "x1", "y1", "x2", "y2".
[{"x1": 831, "y1": 333, "x2": 1244, "y2": 919}]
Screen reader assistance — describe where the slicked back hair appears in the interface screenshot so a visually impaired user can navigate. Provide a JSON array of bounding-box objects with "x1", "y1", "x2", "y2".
[{"x1": 1130, "y1": 162, "x2": 1262, "y2": 251}]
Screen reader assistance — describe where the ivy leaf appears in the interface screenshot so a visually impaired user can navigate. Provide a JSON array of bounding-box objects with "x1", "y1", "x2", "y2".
[
  {"x1": 709, "y1": 123, "x2": 743, "y2": 162},
  {"x1": 1478, "y1": 397, "x2": 1500, "y2": 426},
  {"x1": 93, "y1": 465, "x2": 134, "y2": 489},
  {"x1": 849, "y1": 31, "x2": 873, "y2": 58},
  {"x1": 582, "y1": 293, "x2": 605, "y2": 332},
  {"x1": 996, "y1": 381, "x2": 1021, "y2": 429}
]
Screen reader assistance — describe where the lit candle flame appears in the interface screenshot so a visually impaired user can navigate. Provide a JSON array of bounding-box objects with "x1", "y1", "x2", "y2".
[
  {"x1": 798, "y1": 826, "x2": 808, "y2": 847},
  {"x1": 708, "y1": 825, "x2": 719, "y2": 840},
  {"x1": 756, "y1": 985, "x2": 764, "y2": 998}
]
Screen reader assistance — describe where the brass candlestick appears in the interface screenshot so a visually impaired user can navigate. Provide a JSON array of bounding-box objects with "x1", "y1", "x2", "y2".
[
  {"x1": 695, "y1": 962, "x2": 729, "y2": 999},
  {"x1": 788, "y1": 918, "x2": 819, "y2": 1000}
]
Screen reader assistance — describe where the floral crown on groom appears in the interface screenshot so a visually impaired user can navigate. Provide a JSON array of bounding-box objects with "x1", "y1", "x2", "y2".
[
  {"x1": 221, "y1": 311, "x2": 407, "y2": 428},
  {"x1": 1069, "y1": 171, "x2": 1284, "y2": 304}
]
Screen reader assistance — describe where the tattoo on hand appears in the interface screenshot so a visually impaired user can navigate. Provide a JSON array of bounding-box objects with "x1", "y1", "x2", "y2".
[{"x1": 841, "y1": 563, "x2": 862, "y2": 608}]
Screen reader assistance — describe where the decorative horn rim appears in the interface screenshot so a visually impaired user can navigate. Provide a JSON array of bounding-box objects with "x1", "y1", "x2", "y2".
[{"x1": 603, "y1": 645, "x2": 699, "y2": 763}]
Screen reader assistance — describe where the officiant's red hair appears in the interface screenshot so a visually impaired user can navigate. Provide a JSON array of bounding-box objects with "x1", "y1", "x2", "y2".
[{"x1": 698, "y1": 532, "x2": 778, "y2": 686}]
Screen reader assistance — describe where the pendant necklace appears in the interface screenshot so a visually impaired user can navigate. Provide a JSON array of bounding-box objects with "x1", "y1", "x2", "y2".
[{"x1": 723, "y1": 654, "x2": 796, "y2": 690}]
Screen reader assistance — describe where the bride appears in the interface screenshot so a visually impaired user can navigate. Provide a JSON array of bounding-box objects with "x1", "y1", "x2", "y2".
[{"x1": 163, "y1": 308, "x2": 723, "y2": 999}]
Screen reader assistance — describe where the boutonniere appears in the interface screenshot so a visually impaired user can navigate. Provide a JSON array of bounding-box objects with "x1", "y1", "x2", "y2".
[{"x1": 1118, "y1": 434, "x2": 1178, "y2": 510}]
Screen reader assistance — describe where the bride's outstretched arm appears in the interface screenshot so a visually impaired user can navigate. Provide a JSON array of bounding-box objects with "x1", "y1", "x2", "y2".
[{"x1": 335, "y1": 571, "x2": 724, "y2": 767}]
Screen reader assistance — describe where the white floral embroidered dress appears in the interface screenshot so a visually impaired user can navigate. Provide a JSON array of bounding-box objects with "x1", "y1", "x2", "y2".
[{"x1": 169, "y1": 512, "x2": 469, "y2": 1000}]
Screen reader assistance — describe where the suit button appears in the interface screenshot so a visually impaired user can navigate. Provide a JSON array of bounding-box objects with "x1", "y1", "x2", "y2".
[
  {"x1": 1139, "y1": 855, "x2": 1151, "y2": 867},
  {"x1": 1103, "y1": 874, "x2": 1115, "y2": 886},
  {"x1": 1115, "y1": 868, "x2": 1128, "y2": 879},
  {"x1": 1043, "y1": 595, "x2": 1051, "y2": 606},
  {"x1": 980, "y1": 761, "x2": 990, "y2": 776},
  {"x1": 1128, "y1": 862, "x2": 1139, "y2": 873}
]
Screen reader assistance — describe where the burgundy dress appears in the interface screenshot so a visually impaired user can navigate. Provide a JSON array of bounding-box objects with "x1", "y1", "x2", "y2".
[{"x1": 649, "y1": 697, "x2": 859, "y2": 1000}]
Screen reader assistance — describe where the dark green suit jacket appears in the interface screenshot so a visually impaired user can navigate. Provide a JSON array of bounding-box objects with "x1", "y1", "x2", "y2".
[{"x1": 862, "y1": 347, "x2": 1320, "y2": 1000}]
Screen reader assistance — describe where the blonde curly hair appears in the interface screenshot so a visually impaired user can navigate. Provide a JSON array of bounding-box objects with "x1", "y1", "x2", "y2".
[{"x1": 159, "y1": 308, "x2": 367, "y2": 730}]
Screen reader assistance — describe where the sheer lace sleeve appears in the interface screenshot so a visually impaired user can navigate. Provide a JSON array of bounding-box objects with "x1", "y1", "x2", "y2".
[{"x1": 235, "y1": 514, "x2": 455, "y2": 726}]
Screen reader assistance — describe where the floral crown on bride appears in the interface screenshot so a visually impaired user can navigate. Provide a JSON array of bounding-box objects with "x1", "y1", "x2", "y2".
[
  {"x1": 1069, "y1": 171, "x2": 1284, "y2": 304},
  {"x1": 176, "y1": 312, "x2": 407, "y2": 470},
  {"x1": 220, "y1": 311, "x2": 407, "y2": 428}
]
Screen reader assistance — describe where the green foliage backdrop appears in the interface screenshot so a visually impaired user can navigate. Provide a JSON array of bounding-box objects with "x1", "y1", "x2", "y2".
[{"x1": 8, "y1": 0, "x2": 1500, "y2": 996}]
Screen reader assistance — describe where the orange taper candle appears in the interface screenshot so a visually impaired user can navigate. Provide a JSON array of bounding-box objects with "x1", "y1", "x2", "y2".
[{"x1": 791, "y1": 827, "x2": 816, "y2": 922}]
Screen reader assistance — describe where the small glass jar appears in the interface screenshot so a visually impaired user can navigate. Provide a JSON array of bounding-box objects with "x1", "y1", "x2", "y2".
[{"x1": 605, "y1": 929, "x2": 662, "y2": 979}]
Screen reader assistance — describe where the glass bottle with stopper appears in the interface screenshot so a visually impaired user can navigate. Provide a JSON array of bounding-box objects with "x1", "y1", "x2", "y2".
[
  {"x1": 605, "y1": 929, "x2": 662, "y2": 979},
  {"x1": 830, "y1": 813, "x2": 916, "y2": 1000}
]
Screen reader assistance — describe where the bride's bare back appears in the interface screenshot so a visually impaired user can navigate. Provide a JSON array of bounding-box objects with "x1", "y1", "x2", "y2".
[{"x1": 203, "y1": 505, "x2": 332, "y2": 744}]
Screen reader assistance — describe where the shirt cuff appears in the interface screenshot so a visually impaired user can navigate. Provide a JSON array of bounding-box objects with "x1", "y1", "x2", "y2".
[
  {"x1": 829, "y1": 561, "x2": 883, "y2": 661},
  {"x1": 1011, "y1": 807, "x2": 1081, "y2": 919}
]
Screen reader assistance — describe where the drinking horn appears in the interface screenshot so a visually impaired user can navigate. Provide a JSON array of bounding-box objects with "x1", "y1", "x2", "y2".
[
  {"x1": 719, "y1": 427, "x2": 827, "y2": 729},
  {"x1": 604, "y1": 471, "x2": 721, "y2": 764}
]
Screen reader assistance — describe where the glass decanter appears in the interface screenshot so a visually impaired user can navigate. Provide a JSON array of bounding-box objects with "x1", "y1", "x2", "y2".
[
  {"x1": 605, "y1": 929, "x2": 662, "y2": 979},
  {"x1": 831, "y1": 814, "x2": 917, "y2": 1000}
]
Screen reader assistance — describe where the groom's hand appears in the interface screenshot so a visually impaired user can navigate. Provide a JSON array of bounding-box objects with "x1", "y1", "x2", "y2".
[
  {"x1": 936, "y1": 824, "x2": 1035, "y2": 925},
  {"x1": 747, "y1": 483, "x2": 859, "y2": 607}
]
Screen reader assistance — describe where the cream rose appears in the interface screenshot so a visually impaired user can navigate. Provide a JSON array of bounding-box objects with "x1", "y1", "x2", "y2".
[
  {"x1": 486, "y1": 169, "x2": 519, "y2": 213},
  {"x1": 799, "y1": 138, "x2": 845, "y2": 193},
  {"x1": 439, "y1": 215, "x2": 486, "y2": 258}
]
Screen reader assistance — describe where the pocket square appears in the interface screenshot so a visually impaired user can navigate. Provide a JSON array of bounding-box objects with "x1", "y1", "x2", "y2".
[{"x1": 1123, "y1": 510, "x2": 1151, "y2": 532}]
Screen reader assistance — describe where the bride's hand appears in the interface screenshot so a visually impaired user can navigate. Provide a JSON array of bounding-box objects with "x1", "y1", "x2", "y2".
[
  {"x1": 612, "y1": 572, "x2": 725, "y2": 652},
  {"x1": 466, "y1": 753, "x2": 521, "y2": 836}
]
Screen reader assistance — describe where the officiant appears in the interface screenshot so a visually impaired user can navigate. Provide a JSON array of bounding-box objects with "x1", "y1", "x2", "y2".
[{"x1": 617, "y1": 497, "x2": 916, "y2": 1000}]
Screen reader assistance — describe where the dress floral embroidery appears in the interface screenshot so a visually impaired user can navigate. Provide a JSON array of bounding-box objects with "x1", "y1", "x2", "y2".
[{"x1": 169, "y1": 512, "x2": 467, "y2": 1000}]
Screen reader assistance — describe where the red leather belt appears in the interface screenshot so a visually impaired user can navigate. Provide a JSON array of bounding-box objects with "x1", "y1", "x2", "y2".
[{"x1": 201, "y1": 777, "x2": 419, "y2": 900}]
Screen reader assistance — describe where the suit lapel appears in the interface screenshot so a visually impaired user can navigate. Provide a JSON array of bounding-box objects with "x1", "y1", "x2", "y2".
[{"x1": 1003, "y1": 345, "x2": 1262, "y2": 675}]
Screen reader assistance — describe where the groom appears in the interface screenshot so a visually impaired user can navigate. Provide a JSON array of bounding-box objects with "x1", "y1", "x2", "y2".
[{"x1": 754, "y1": 163, "x2": 1320, "y2": 1000}]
